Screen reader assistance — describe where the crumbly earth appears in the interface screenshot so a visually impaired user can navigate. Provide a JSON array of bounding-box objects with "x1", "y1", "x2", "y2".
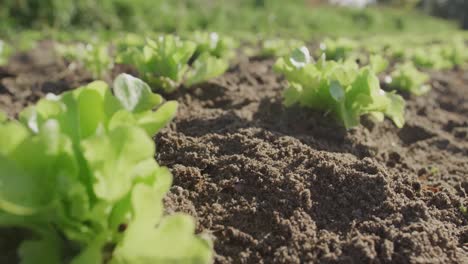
[{"x1": 1, "y1": 44, "x2": 468, "y2": 264}]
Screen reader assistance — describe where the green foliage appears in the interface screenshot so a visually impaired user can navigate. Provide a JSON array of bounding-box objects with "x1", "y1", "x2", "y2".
[
  {"x1": 440, "y1": 37, "x2": 468, "y2": 67},
  {"x1": 319, "y1": 38, "x2": 358, "y2": 61},
  {"x1": 409, "y1": 38, "x2": 468, "y2": 70},
  {"x1": 0, "y1": 1, "x2": 458, "y2": 39},
  {"x1": 119, "y1": 35, "x2": 229, "y2": 93},
  {"x1": 274, "y1": 47, "x2": 405, "y2": 129},
  {"x1": 190, "y1": 31, "x2": 237, "y2": 60},
  {"x1": 411, "y1": 46, "x2": 452, "y2": 70},
  {"x1": 388, "y1": 61, "x2": 431, "y2": 95},
  {"x1": 260, "y1": 38, "x2": 305, "y2": 58},
  {"x1": 460, "y1": 205, "x2": 468, "y2": 217},
  {"x1": 119, "y1": 35, "x2": 195, "y2": 92},
  {"x1": 369, "y1": 54, "x2": 389, "y2": 74},
  {"x1": 0, "y1": 74, "x2": 212, "y2": 263},
  {"x1": 185, "y1": 53, "x2": 229, "y2": 87},
  {"x1": 0, "y1": 40, "x2": 13, "y2": 65},
  {"x1": 0, "y1": 111, "x2": 7, "y2": 122},
  {"x1": 56, "y1": 42, "x2": 113, "y2": 79}
]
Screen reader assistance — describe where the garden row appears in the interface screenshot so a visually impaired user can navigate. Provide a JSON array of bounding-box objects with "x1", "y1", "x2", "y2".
[{"x1": 0, "y1": 32, "x2": 467, "y2": 263}]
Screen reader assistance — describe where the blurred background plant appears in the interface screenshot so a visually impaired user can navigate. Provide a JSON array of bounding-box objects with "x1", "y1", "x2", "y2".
[
  {"x1": 377, "y1": 0, "x2": 467, "y2": 28},
  {"x1": 0, "y1": 0, "x2": 464, "y2": 39},
  {"x1": 422, "y1": 0, "x2": 467, "y2": 29}
]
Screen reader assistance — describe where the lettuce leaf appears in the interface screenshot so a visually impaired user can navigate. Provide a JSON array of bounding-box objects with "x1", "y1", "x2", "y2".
[{"x1": 388, "y1": 61, "x2": 430, "y2": 96}]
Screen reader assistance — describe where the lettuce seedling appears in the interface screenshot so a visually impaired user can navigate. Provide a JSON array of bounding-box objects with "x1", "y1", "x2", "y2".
[
  {"x1": 185, "y1": 53, "x2": 229, "y2": 87},
  {"x1": 190, "y1": 31, "x2": 237, "y2": 60},
  {"x1": 275, "y1": 47, "x2": 405, "y2": 129},
  {"x1": 411, "y1": 46, "x2": 452, "y2": 70},
  {"x1": 440, "y1": 37, "x2": 468, "y2": 68},
  {"x1": 119, "y1": 35, "x2": 196, "y2": 92},
  {"x1": 387, "y1": 61, "x2": 430, "y2": 96},
  {"x1": 119, "y1": 35, "x2": 229, "y2": 92},
  {"x1": 260, "y1": 38, "x2": 305, "y2": 58},
  {"x1": 319, "y1": 37, "x2": 358, "y2": 61},
  {"x1": 56, "y1": 42, "x2": 113, "y2": 79},
  {"x1": 386, "y1": 43, "x2": 407, "y2": 60},
  {"x1": 0, "y1": 74, "x2": 212, "y2": 263},
  {"x1": 369, "y1": 54, "x2": 389, "y2": 74}
]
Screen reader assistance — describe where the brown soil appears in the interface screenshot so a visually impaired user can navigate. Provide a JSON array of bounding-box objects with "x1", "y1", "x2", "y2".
[
  {"x1": 0, "y1": 41, "x2": 94, "y2": 118},
  {"x1": 1, "y1": 45, "x2": 468, "y2": 263}
]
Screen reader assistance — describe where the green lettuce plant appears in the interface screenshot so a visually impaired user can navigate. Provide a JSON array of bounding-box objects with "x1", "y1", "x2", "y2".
[
  {"x1": 369, "y1": 54, "x2": 389, "y2": 74},
  {"x1": 319, "y1": 37, "x2": 358, "y2": 61},
  {"x1": 275, "y1": 47, "x2": 405, "y2": 129},
  {"x1": 385, "y1": 43, "x2": 407, "y2": 60},
  {"x1": 409, "y1": 38, "x2": 467, "y2": 70},
  {"x1": 440, "y1": 37, "x2": 468, "y2": 68},
  {"x1": 411, "y1": 46, "x2": 452, "y2": 70},
  {"x1": 190, "y1": 31, "x2": 237, "y2": 60},
  {"x1": 185, "y1": 53, "x2": 229, "y2": 87},
  {"x1": 387, "y1": 61, "x2": 431, "y2": 96},
  {"x1": 0, "y1": 74, "x2": 213, "y2": 263},
  {"x1": 119, "y1": 35, "x2": 229, "y2": 93},
  {"x1": 56, "y1": 42, "x2": 113, "y2": 79},
  {"x1": 260, "y1": 38, "x2": 305, "y2": 57}
]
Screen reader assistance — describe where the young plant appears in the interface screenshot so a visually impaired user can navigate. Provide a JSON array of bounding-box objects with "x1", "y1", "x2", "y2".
[
  {"x1": 119, "y1": 35, "x2": 196, "y2": 92},
  {"x1": 260, "y1": 38, "x2": 305, "y2": 57},
  {"x1": 185, "y1": 53, "x2": 229, "y2": 87},
  {"x1": 56, "y1": 42, "x2": 113, "y2": 79},
  {"x1": 190, "y1": 31, "x2": 237, "y2": 60},
  {"x1": 440, "y1": 37, "x2": 468, "y2": 68},
  {"x1": 275, "y1": 47, "x2": 405, "y2": 129},
  {"x1": 119, "y1": 35, "x2": 229, "y2": 93},
  {"x1": 319, "y1": 37, "x2": 358, "y2": 61},
  {"x1": 386, "y1": 43, "x2": 407, "y2": 60},
  {"x1": 0, "y1": 74, "x2": 213, "y2": 263},
  {"x1": 387, "y1": 61, "x2": 431, "y2": 96},
  {"x1": 369, "y1": 54, "x2": 389, "y2": 74},
  {"x1": 411, "y1": 46, "x2": 452, "y2": 70}
]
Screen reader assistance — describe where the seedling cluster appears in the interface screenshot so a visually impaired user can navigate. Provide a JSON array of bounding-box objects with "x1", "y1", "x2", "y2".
[{"x1": 0, "y1": 74, "x2": 212, "y2": 263}]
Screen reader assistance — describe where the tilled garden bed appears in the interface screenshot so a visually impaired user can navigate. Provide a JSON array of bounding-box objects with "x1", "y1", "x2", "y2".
[{"x1": 1, "y1": 43, "x2": 467, "y2": 263}]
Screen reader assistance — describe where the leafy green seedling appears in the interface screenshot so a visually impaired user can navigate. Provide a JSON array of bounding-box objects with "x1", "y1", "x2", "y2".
[
  {"x1": 369, "y1": 54, "x2": 389, "y2": 74},
  {"x1": 56, "y1": 42, "x2": 113, "y2": 79},
  {"x1": 119, "y1": 35, "x2": 195, "y2": 92},
  {"x1": 460, "y1": 205, "x2": 468, "y2": 217},
  {"x1": 0, "y1": 74, "x2": 212, "y2": 263},
  {"x1": 319, "y1": 37, "x2": 358, "y2": 61},
  {"x1": 386, "y1": 43, "x2": 407, "y2": 60},
  {"x1": 275, "y1": 46, "x2": 405, "y2": 129},
  {"x1": 186, "y1": 53, "x2": 229, "y2": 87},
  {"x1": 260, "y1": 38, "x2": 305, "y2": 58},
  {"x1": 440, "y1": 37, "x2": 468, "y2": 68},
  {"x1": 119, "y1": 35, "x2": 229, "y2": 92},
  {"x1": 388, "y1": 61, "x2": 431, "y2": 96},
  {"x1": 190, "y1": 31, "x2": 237, "y2": 60},
  {"x1": 411, "y1": 46, "x2": 452, "y2": 70}
]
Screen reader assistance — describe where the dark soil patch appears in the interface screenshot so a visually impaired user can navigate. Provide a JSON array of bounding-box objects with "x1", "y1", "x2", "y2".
[
  {"x1": 1, "y1": 46, "x2": 468, "y2": 263},
  {"x1": 0, "y1": 41, "x2": 95, "y2": 118}
]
